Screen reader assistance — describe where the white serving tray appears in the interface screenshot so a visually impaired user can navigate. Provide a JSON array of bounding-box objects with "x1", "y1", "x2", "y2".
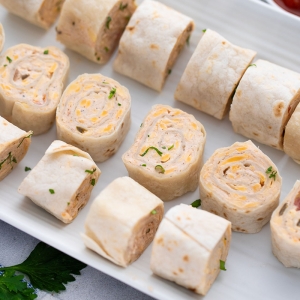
[{"x1": 0, "y1": 0, "x2": 300, "y2": 299}]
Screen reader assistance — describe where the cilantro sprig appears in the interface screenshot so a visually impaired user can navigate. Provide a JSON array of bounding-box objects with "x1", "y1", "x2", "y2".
[
  {"x1": 265, "y1": 166, "x2": 277, "y2": 180},
  {"x1": 0, "y1": 270, "x2": 37, "y2": 299},
  {"x1": 0, "y1": 242, "x2": 86, "y2": 293}
]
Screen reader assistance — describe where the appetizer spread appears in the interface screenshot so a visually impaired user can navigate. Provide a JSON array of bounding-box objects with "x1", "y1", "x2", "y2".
[
  {"x1": 0, "y1": 116, "x2": 32, "y2": 181},
  {"x1": 18, "y1": 140, "x2": 100, "y2": 223},
  {"x1": 270, "y1": 180, "x2": 300, "y2": 268},
  {"x1": 283, "y1": 102, "x2": 300, "y2": 163},
  {"x1": 113, "y1": 0, "x2": 194, "y2": 91},
  {"x1": 82, "y1": 176, "x2": 164, "y2": 267},
  {"x1": 0, "y1": 44, "x2": 69, "y2": 135},
  {"x1": 150, "y1": 204, "x2": 231, "y2": 295},
  {"x1": 56, "y1": 73, "x2": 131, "y2": 162},
  {"x1": 122, "y1": 104, "x2": 206, "y2": 201},
  {"x1": 175, "y1": 28, "x2": 256, "y2": 119},
  {"x1": 0, "y1": 0, "x2": 65, "y2": 29},
  {"x1": 200, "y1": 140, "x2": 282, "y2": 233},
  {"x1": 56, "y1": 0, "x2": 136, "y2": 64},
  {"x1": 0, "y1": 23, "x2": 4, "y2": 52},
  {"x1": 230, "y1": 59, "x2": 300, "y2": 150}
]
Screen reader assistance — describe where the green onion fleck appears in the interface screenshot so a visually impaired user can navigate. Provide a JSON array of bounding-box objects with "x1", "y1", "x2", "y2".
[
  {"x1": 220, "y1": 260, "x2": 226, "y2": 271},
  {"x1": 6, "y1": 56, "x2": 12, "y2": 63},
  {"x1": 119, "y1": 2, "x2": 128, "y2": 11},
  {"x1": 155, "y1": 165, "x2": 165, "y2": 174},
  {"x1": 186, "y1": 35, "x2": 190, "y2": 45},
  {"x1": 49, "y1": 189, "x2": 55, "y2": 194},
  {"x1": 104, "y1": 47, "x2": 109, "y2": 52},
  {"x1": 12, "y1": 157, "x2": 17, "y2": 163},
  {"x1": 140, "y1": 123, "x2": 143, "y2": 127},
  {"x1": 43, "y1": 50, "x2": 49, "y2": 55},
  {"x1": 91, "y1": 178, "x2": 96, "y2": 186},
  {"x1": 248, "y1": 64, "x2": 257, "y2": 68},
  {"x1": 162, "y1": 146, "x2": 166, "y2": 149},
  {"x1": 17, "y1": 132, "x2": 33, "y2": 148},
  {"x1": 3, "y1": 64, "x2": 7, "y2": 67},
  {"x1": 106, "y1": 16, "x2": 112, "y2": 29},
  {"x1": 141, "y1": 164, "x2": 146, "y2": 167},
  {"x1": 151, "y1": 210, "x2": 157, "y2": 215},
  {"x1": 190, "y1": 199, "x2": 201, "y2": 208},
  {"x1": 202, "y1": 29, "x2": 207, "y2": 33},
  {"x1": 118, "y1": 103, "x2": 121, "y2": 106},
  {"x1": 108, "y1": 87, "x2": 116, "y2": 99},
  {"x1": 67, "y1": 202, "x2": 70, "y2": 206},
  {"x1": 168, "y1": 144, "x2": 174, "y2": 150},
  {"x1": 168, "y1": 69, "x2": 172, "y2": 75},
  {"x1": 85, "y1": 168, "x2": 96, "y2": 174},
  {"x1": 140, "y1": 147, "x2": 163, "y2": 157},
  {"x1": 25, "y1": 166, "x2": 31, "y2": 172}
]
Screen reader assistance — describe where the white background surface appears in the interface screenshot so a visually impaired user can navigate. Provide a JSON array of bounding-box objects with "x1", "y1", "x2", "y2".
[{"x1": 1, "y1": 0, "x2": 300, "y2": 299}]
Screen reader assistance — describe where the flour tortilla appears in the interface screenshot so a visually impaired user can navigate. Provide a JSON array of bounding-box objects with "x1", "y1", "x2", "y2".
[
  {"x1": 0, "y1": 44, "x2": 69, "y2": 135},
  {"x1": 270, "y1": 180, "x2": 300, "y2": 268},
  {"x1": 18, "y1": 140, "x2": 101, "y2": 223},
  {"x1": 200, "y1": 140, "x2": 282, "y2": 233},
  {"x1": 0, "y1": 0, "x2": 65, "y2": 29},
  {"x1": 150, "y1": 204, "x2": 231, "y2": 295},
  {"x1": 122, "y1": 104, "x2": 206, "y2": 201},
  {"x1": 229, "y1": 59, "x2": 300, "y2": 150},
  {"x1": 82, "y1": 176, "x2": 164, "y2": 267},
  {"x1": 0, "y1": 116, "x2": 32, "y2": 181},
  {"x1": 56, "y1": 73, "x2": 131, "y2": 162},
  {"x1": 113, "y1": 0, "x2": 194, "y2": 91},
  {"x1": 56, "y1": 0, "x2": 136, "y2": 64},
  {"x1": 175, "y1": 28, "x2": 256, "y2": 119}
]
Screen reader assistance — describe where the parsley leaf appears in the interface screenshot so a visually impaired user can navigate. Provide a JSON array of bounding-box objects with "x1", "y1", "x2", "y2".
[
  {"x1": 191, "y1": 199, "x2": 201, "y2": 208},
  {"x1": 108, "y1": 87, "x2": 116, "y2": 99},
  {"x1": 0, "y1": 242, "x2": 87, "y2": 293},
  {"x1": 0, "y1": 270, "x2": 37, "y2": 299}
]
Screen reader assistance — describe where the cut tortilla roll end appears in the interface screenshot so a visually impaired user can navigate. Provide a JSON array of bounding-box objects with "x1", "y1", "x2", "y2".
[
  {"x1": 200, "y1": 140, "x2": 282, "y2": 233},
  {"x1": 150, "y1": 204, "x2": 231, "y2": 295},
  {"x1": 270, "y1": 180, "x2": 300, "y2": 268},
  {"x1": 0, "y1": 116, "x2": 32, "y2": 181},
  {"x1": 175, "y1": 28, "x2": 256, "y2": 120},
  {"x1": 18, "y1": 140, "x2": 101, "y2": 223},
  {"x1": 82, "y1": 176, "x2": 164, "y2": 267}
]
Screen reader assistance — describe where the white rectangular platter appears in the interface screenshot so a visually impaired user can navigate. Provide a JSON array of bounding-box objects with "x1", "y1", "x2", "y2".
[{"x1": 0, "y1": 0, "x2": 300, "y2": 299}]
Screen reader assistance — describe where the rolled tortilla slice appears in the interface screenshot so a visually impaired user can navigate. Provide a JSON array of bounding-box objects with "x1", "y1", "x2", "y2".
[
  {"x1": 122, "y1": 104, "x2": 206, "y2": 201},
  {"x1": 82, "y1": 176, "x2": 164, "y2": 267},
  {"x1": 18, "y1": 140, "x2": 101, "y2": 223},
  {"x1": 56, "y1": 73, "x2": 131, "y2": 162},
  {"x1": 113, "y1": 0, "x2": 194, "y2": 91},
  {"x1": 0, "y1": 44, "x2": 69, "y2": 135},
  {"x1": 56, "y1": 0, "x2": 137, "y2": 64},
  {"x1": 0, "y1": 23, "x2": 4, "y2": 53},
  {"x1": 200, "y1": 140, "x2": 282, "y2": 233},
  {"x1": 0, "y1": 0, "x2": 65, "y2": 29},
  {"x1": 175, "y1": 29, "x2": 256, "y2": 119},
  {"x1": 270, "y1": 180, "x2": 300, "y2": 268},
  {"x1": 150, "y1": 204, "x2": 231, "y2": 295},
  {"x1": 0, "y1": 116, "x2": 32, "y2": 181},
  {"x1": 229, "y1": 59, "x2": 300, "y2": 150},
  {"x1": 283, "y1": 103, "x2": 300, "y2": 163}
]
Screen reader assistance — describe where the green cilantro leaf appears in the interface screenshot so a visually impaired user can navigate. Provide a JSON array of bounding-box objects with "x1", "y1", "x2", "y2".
[
  {"x1": 0, "y1": 242, "x2": 87, "y2": 293},
  {"x1": 108, "y1": 87, "x2": 116, "y2": 99},
  {"x1": 190, "y1": 199, "x2": 201, "y2": 208}
]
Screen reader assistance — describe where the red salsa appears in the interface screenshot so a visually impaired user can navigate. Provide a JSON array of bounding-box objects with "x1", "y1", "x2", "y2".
[{"x1": 274, "y1": 0, "x2": 300, "y2": 16}]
